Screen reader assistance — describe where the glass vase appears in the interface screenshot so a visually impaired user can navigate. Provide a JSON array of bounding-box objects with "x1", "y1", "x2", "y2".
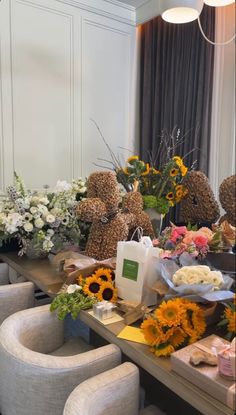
[
  {"x1": 145, "y1": 208, "x2": 163, "y2": 237},
  {"x1": 25, "y1": 240, "x2": 49, "y2": 259}
]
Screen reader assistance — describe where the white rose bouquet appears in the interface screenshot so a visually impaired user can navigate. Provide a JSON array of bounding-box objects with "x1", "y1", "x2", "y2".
[{"x1": 0, "y1": 173, "x2": 87, "y2": 256}]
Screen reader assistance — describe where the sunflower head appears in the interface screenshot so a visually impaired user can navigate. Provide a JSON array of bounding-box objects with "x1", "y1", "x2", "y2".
[
  {"x1": 154, "y1": 343, "x2": 175, "y2": 357},
  {"x1": 172, "y1": 156, "x2": 183, "y2": 167},
  {"x1": 180, "y1": 164, "x2": 188, "y2": 176},
  {"x1": 93, "y1": 267, "x2": 114, "y2": 283},
  {"x1": 155, "y1": 300, "x2": 184, "y2": 328},
  {"x1": 127, "y1": 155, "x2": 139, "y2": 164},
  {"x1": 83, "y1": 276, "x2": 102, "y2": 297},
  {"x1": 225, "y1": 307, "x2": 236, "y2": 333},
  {"x1": 97, "y1": 281, "x2": 117, "y2": 303},
  {"x1": 166, "y1": 192, "x2": 174, "y2": 201},
  {"x1": 170, "y1": 168, "x2": 179, "y2": 177},
  {"x1": 141, "y1": 318, "x2": 165, "y2": 346},
  {"x1": 168, "y1": 327, "x2": 187, "y2": 348},
  {"x1": 141, "y1": 163, "x2": 150, "y2": 176}
]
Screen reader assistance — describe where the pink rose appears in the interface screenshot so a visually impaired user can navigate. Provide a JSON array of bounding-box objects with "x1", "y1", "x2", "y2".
[
  {"x1": 183, "y1": 231, "x2": 194, "y2": 244},
  {"x1": 170, "y1": 226, "x2": 187, "y2": 243},
  {"x1": 193, "y1": 234, "x2": 208, "y2": 247},
  {"x1": 197, "y1": 227, "x2": 213, "y2": 242}
]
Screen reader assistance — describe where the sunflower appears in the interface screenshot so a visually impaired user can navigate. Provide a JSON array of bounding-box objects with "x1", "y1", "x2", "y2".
[
  {"x1": 168, "y1": 327, "x2": 186, "y2": 348},
  {"x1": 141, "y1": 318, "x2": 165, "y2": 346},
  {"x1": 141, "y1": 163, "x2": 150, "y2": 176},
  {"x1": 155, "y1": 300, "x2": 184, "y2": 327},
  {"x1": 175, "y1": 188, "x2": 183, "y2": 199},
  {"x1": 83, "y1": 276, "x2": 102, "y2": 297},
  {"x1": 172, "y1": 156, "x2": 183, "y2": 167},
  {"x1": 166, "y1": 192, "x2": 174, "y2": 200},
  {"x1": 123, "y1": 167, "x2": 130, "y2": 175},
  {"x1": 182, "y1": 302, "x2": 206, "y2": 338},
  {"x1": 93, "y1": 267, "x2": 113, "y2": 283},
  {"x1": 170, "y1": 168, "x2": 179, "y2": 177},
  {"x1": 154, "y1": 343, "x2": 175, "y2": 357},
  {"x1": 180, "y1": 164, "x2": 188, "y2": 176},
  {"x1": 225, "y1": 308, "x2": 236, "y2": 333},
  {"x1": 97, "y1": 282, "x2": 117, "y2": 303},
  {"x1": 77, "y1": 274, "x2": 85, "y2": 286},
  {"x1": 127, "y1": 155, "x2": 139, "y2": 163}
]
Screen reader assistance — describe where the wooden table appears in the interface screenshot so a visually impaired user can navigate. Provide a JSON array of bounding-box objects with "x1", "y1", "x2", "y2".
[
  {"x1": 0, "y1": 252, "x2": 65, "y2": 296},
  {"x1": 79, "y1": 310, "x2": 234, "y2": 415},
  {"x1": 0, "y1": 251, "x2": 234, "y2": 415}
]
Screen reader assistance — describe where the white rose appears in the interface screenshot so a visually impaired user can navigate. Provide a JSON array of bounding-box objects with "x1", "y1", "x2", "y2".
[
  {"x1": 46, "y1": 214, "x2": 55, "y2": 223},
  {"x1": 38, "y1": 204, "x2": 48, "y2": 216},
  {"x1": 34, "y1": 218, "x2": 44, "y2": 229},
  {"x1": 23, "y1": 222, "x2": 33, "y2": 232},
  {"x1": 55, "y1": 180, "x2": 72, "y2": 193},
  {"x1": 39, "y1": 197, "x2": 49, "y2": 205},
  {"x1": 30, "y1": 206, "x2": 38, "y2": 215},
  {"x1": 79, "y1": 186, "x2": 87, "y2": 194},
  {"x1": 30, "y1": 196, "x2": 40, "y2": 206},
  {"x1": 66, "y1": 284, "x2": 82, "y2": 294}
]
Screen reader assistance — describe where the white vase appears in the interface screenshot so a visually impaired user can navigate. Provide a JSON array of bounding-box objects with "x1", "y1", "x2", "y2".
[{"x1": 145, "y1": 208, "x2": 163, "y2": 237}]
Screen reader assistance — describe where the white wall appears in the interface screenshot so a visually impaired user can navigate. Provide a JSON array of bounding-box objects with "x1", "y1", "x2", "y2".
[{"x1": 0, "y1": 0, "x2": 137, "y2": 191}]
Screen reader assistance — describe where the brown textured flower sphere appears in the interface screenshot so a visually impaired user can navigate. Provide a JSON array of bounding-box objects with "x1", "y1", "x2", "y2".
[
  {"x1": 180, "y1": 171, "x2": 220, "y2": 223},
  {"x1": 77, "y1": 171, "x2": 154, "y2": 260},
  {"x1": 219, "y1": 175, "x2": 236, "y2": 226}
]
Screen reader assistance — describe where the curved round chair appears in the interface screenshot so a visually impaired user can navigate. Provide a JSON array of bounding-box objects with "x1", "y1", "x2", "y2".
[
  {"x1": 63, "y1": 362, "x2": 165, "y2": 415},
  {"x1": 0, "y1": 304, "x2": 121, "y2": 415},
  {"x1": 0, "y1": 281, "x2": 35, "y2": 326}
]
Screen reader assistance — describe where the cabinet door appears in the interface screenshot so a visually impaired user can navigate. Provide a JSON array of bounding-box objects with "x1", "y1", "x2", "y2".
[
  {"x1": 80, "y1": 11, "x2": 137, "y2": 178},
  {"x1": 4, "y1": 0, "x2": 81, "y2": 189}
]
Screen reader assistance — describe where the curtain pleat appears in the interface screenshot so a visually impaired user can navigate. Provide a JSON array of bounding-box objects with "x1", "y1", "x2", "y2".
[{"x1": 140, "y1": 5, "x2": 215, "y2": 175}]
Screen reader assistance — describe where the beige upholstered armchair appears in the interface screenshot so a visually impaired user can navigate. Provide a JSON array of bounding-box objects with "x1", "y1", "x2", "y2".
[
  {"x1": 0, "y1": 281, "x2": 35, "y2": 325},
  {"x1": 0, "y1": 304, "x2": 121, "y2": 415},
  {"x1": 63, "y1": 362, "x2": 165, "y2": 415}
]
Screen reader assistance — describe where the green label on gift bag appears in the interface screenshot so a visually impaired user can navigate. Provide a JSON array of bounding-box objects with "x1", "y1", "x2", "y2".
[{"x1": 122, "y1": 259, "x2": 139, "y2": 281}]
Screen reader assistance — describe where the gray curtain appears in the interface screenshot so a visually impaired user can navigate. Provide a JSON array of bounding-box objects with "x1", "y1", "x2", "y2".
[{"x1": 140, "y1": 5, "x2": 215, "y2": 174}]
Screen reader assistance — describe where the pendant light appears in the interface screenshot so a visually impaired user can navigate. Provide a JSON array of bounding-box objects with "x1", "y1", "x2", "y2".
[
  {"x1": 159, "y1": 0, "x2": 235, "y2": 45},
  {"x1": 160, "y1": 0, "x2": 204, "y2": 24},
  {"x1": 204, "y1": 1, "x2": 235, "y2": 6}
]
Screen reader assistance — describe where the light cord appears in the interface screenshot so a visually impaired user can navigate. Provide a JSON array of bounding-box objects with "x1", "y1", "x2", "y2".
[{"x1": 198, "y1": 17, "x2": 236, "y2": 45}]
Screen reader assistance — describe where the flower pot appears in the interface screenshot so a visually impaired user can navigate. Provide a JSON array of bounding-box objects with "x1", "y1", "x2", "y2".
[{"x1": 144, "y1": 208, "x2": 163, "y2": 237}]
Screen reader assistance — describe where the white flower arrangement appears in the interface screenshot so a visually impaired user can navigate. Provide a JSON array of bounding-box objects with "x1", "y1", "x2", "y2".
[
  {"x1": 172, "y1": 265, "x2": 224, "y2": 290},
  {"x1": 0, "y1": 173, "x2": 87, "y2": 256}
]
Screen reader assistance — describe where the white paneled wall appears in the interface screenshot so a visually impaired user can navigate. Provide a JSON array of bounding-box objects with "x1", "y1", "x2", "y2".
[{"x1": 0, "y1": 0, "x2": 137, "y2": 191}]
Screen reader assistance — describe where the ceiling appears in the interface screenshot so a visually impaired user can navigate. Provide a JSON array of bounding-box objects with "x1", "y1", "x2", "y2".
[{"x1": 116, "y1": 0, "x2": 149, "y2": 8}]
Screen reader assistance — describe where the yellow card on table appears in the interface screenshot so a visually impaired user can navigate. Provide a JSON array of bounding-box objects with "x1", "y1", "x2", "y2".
[{"x1": 117, "y1": 326, "x2": 148, "y2": 345}]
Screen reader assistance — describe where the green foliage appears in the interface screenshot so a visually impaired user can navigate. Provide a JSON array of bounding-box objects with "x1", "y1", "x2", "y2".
[{"x1": 50, "y1": 291, "x2": 97, "y2": 320}]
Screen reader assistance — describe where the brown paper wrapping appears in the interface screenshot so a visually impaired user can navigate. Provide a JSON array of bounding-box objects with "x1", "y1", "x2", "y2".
[{"x1": 64, "y1": 254, "x2": 116, "y2": 286}]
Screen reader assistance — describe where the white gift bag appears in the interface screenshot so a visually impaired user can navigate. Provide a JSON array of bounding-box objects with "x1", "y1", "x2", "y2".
[{"x1": 115, "y1": 238, "x2": 161, "y2": 306}]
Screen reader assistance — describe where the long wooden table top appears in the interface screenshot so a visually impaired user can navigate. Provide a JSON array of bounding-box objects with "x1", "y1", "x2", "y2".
[
  {"x1": 0, "y1": 251, "x2": 235, "y2": 415},
  {"x1": 79, "y1": 310, "x2": 234, "y2": 415},
  {"x1": 0, "y1": 251, "x2": 65, "y2": 296}
]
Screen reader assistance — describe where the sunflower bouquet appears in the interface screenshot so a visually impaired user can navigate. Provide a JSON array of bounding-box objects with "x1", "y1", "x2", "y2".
[
  {"x1": 218, "y1": 296, "x2": 236, "y2": 340},
  {"x1": 141, "y1": 298, "x2": 206, "y2": 357},
  {"x1": 93, "y1": 123, "x2": 191, "y2": 215},
  {"x1": 116, "y1": 155, "x2": 188, "y2": 215},
  {"x1": 50, "y1": 267, "x2": 117, "y2": 320},
  {"x1": 78, "y1": 267, "x2": 117, "y2": 303}
]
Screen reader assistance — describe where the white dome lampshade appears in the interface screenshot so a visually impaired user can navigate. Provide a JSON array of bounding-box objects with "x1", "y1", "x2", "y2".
[
  {"x1": 204, "y1": 1, "x2": 235, "y2": 6},
  {"x1": 160, "y1": 0, "x2": 204, "y2": 24}
]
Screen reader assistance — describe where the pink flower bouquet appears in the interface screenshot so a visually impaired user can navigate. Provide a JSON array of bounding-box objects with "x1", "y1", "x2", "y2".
[{"x1": 155, "y1": 224, "x2": 216, "y2": 260}]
